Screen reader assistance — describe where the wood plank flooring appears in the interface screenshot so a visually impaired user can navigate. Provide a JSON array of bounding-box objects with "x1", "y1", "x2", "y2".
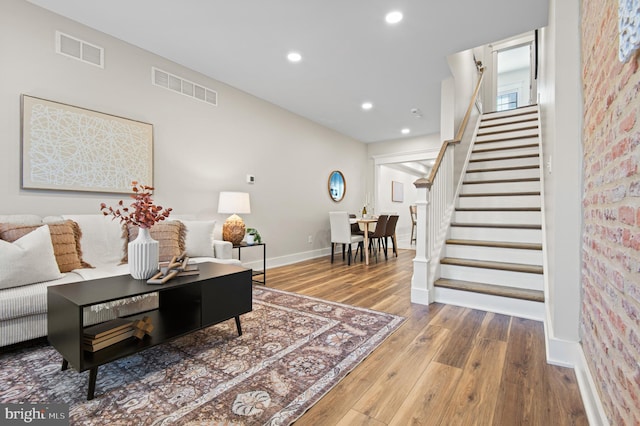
[{"x1": 267, "y1": 249, "x2": 587, "y2": 426}]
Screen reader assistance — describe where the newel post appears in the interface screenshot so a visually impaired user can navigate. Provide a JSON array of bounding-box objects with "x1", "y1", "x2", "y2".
[{"x1": 411, "y1": 178, "x2": 432, "y2": 305}]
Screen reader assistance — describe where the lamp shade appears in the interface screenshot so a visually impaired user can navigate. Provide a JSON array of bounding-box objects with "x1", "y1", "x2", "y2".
[{"x1": 218, "y1": 192, "x2": 251, "y2": 215}]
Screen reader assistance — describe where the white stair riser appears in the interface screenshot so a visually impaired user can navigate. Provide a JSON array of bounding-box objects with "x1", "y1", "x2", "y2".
[
  {"x1": 434, "y1": 287, "x2": 544, "y2": 321},
  {"x1": 444, "y1": 244, "x2": 543, "y2": 265},
  {"x1": 458, "y1": 195, "x2": 541, "y2": 208},
  {"x1": 471, "y1": 146, "x2": 539, "y2": 160},
  {"x1": 480, "y1": 112, "x2": 538, "y2": 126},
  {"x1": 473, "y1": 139, "x2": 539, "y2": 152},
  {"x1": 482, "y1": 106, "x2": 538, "y2": 120},
  {"x1": 465, "y1": 168, "x2": 540, "y2": 181},
  {"x1": 476, "y1": 129, "x2": 539, "y2": 143},
  {"x1": 449, "y1": 226, "x2": 542, "y2": 243},
  {"x1": 461, "y1": 180, "x2": 540, "y2": 194},
  {"x1": 454, "y1": 210, "x2": 542, "y2": 225},
  {"x1": 467, "y1": 157, "x2": 540, "y2": 171},
  {"x1": 440, "y1": 264, "x2": 543, "y2": 290},
  {"x1": 478, "y1": 121, "x2": 538, "y2": 134}
]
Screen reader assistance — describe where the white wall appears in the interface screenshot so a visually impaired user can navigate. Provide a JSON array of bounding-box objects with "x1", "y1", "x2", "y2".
[
  {"x1": 0, "y1": 0, "x2": 367, "y2": 264},
  {"x1": 376, "y1": 166, "x2": 419, "y2": 241},
  {"x1": 537, "y1": 0, "x2": 583, "y2": 345},
  {"x1": 446, "y1": 49, "x2": 478, "y2": 133}
]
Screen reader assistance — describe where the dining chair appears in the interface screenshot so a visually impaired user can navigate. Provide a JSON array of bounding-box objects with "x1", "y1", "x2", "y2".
[
  {"x1": 409, "y1": 205, "x2": 417, "y2": 244},
  {"x1": 349, "y1": 213, "x2": 364, "y2": 235},
  {"x1": 329, "y1": 211, "x2": 364, "y2": 265},
  {"x1": 383, "y1": 215, "x2": 399, "y2": 259},
  {"x1": 366, "y1": 214, "x2": 388, "y2": 263}
]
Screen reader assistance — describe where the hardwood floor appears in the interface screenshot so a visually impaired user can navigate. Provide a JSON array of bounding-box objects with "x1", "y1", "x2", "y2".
[{"x1": 267, "y1": 249, "x2": 588, "y2": 426}]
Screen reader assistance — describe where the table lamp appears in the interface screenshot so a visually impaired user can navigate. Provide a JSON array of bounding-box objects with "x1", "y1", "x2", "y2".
[{"x1": 218, "y1": 191, "x2": 251, "y2": 245}]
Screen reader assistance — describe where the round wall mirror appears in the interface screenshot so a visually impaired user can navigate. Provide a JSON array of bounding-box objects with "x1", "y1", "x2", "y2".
[{"x1": 328, "y1": 170, "x2": 346, "y2": 202}]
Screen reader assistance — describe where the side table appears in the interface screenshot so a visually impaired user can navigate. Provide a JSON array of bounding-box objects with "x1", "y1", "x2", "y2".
[{"x1": 233, "y1": 242, "x2": 266, "y2": 285}]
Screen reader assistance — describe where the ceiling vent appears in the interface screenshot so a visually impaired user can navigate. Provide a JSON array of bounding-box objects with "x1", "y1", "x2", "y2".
[
  {"x1": 55, "y1": 31, "x2": 104, "y2": 68},
  {"x1": 152, "y1": 67, "x2": 217, "y2": 106}
]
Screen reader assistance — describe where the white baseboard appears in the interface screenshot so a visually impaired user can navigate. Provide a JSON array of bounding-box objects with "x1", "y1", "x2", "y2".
[
  {"x1": 572, "y1": 345, "x2": 609, "y2": 426},
  {"x1": 241, "y1": 247, "x2": 329, "y2": 271},
  {"x1": 544, "y1": 320, "x2": 609, "y2": 426}
]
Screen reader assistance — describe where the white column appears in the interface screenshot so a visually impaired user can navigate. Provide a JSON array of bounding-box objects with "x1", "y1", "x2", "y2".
[{"x1": 411, "y1": 181, "x2": 431, "y2": 305}]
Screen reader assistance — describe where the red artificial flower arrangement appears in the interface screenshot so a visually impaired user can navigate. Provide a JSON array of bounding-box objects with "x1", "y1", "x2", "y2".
[{"x1": 100, "y1": 181, "x2": 172, "y2": 229}]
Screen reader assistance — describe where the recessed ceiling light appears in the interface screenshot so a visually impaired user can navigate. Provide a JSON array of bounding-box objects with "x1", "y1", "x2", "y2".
[
  {"x1": 385, "y1": 11, "x2": 403, "y2": 24},
  {"x1": 361, "y1": 102, "x2": 373, "y2": 110},
  {"x1": 401, "y1": 128, "x2": 410, "y2": 135},
  {"x1": 287, "y1": 52, "x2": 302, "y2": 63}
]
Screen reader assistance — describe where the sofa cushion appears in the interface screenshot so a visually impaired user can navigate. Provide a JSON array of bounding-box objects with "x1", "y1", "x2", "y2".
[
  {"x1": 180, "y1": 220, "x2": 216, "y2": 257},
  {"x1": 0, "y1": 220, "x2": 91, "y2": 272},
  {"x1": 0, "y1": 272, "x2": 83, "y2": 321},
  {"x1": 127, "y1": 221, "x2": 186, "y2": 262},
  {"x1": 0, "y1": 225, "x2": 64, "y2": 290},
  {"x1": 57, "y1": 215, "x2": 127, "y2": 267}
]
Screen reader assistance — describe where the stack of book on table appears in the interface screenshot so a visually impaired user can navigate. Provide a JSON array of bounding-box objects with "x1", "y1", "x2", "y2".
[{"x1": 83, "y1": 318, "x2": 135, "y2": 352}]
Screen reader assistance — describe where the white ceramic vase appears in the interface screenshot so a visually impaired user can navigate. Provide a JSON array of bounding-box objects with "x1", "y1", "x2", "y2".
[{"x1": 128, "y1": 227, "x2": 159, "y2": 279}]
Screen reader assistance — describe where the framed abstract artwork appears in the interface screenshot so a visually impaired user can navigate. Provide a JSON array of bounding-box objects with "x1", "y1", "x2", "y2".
[
  {"x1": 392, "y1": 181, "x2": 404, "y2": 202},
  {"x1": 21, "y1": 95, "x2": 153, "y2": 194}
]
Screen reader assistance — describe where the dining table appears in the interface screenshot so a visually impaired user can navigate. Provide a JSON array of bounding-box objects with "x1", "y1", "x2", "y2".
[{"x1": 355, "y1": 218, "x2": 378, "y2": 265}]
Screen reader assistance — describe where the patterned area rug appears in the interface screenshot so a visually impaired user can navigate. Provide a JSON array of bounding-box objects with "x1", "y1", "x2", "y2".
[{"x1": 0, "y1": 286, "x2": 405, "y2": 425}]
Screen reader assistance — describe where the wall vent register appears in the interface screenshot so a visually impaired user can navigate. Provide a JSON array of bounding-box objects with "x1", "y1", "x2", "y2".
[
  {"x1": 55, "y1": 31, "x2": 104, "y2": 68},
  {"x1": 152, "y1": 67, "x2": 218, "y2": 106}
]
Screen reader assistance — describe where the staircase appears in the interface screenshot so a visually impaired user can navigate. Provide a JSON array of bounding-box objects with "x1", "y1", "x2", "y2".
[{"x1": 434, "y1": 105, "x2": 545, "y2": 320}]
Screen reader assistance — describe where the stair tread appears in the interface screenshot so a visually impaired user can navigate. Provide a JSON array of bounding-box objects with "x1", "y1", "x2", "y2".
[
  {"x1": 456, "y1": 207, "x2": 541, "y2": 212},
  {"x1": 469, "y1": 153, "x2": 539, "y2": 163},
  {"x1": 473, "y1": 143, "x2": 539, "y2": 153},
  {"x1": 463, "y1": 177, "x2": 540, "y2": 185},
  {"x1": 467, "y1": 164, "x2": 540, "y2": 173},
  {"x1": 446, "y1": 239, "x2": 542, "y2": 250},
  {"x1": 479, "y1": 117, "x2": 538, "y2": 129},
  {"x1": 477, "y1": 125, "x2": 539, "y2": 137},
  {"x1": 481, "y1": 106, "x2": 539, "y2": 120},
  {"x1": 475, "y1": 136, "x2": 539, "y2": 145},
  {"x1": 459, "y1": 191, "x2": 541, "y2": 197},
  {"x1": 451, "y1": 222, "x2": 542, "y2": 230},
  {"x1": 441, "y1": 257, "x2": 543, "y2": 274},
  {"x1": 435, "y1": 278, "x2": 545, "y2": 302}
]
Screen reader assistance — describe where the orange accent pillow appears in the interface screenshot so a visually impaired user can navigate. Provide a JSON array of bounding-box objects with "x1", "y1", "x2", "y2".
[
  {"x1": 0, "y1": 220, "x2": 92, "y2": 273},
  {"x1": 126, "y1": 221, "x2": 186, "y2": 263}
]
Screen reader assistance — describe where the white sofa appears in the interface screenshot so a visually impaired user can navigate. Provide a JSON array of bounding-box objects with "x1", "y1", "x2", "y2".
[{"x1": 0, "y1": 214, "x2": 241, "y2": 347}]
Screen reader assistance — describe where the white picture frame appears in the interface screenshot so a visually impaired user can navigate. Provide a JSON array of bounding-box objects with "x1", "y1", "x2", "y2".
[
  {"x1": 392, "y1": 181, "x2": 404, "y2": 202},
  {"x1": 619, "y1": 0, "x2": 640, "y2": 62}
]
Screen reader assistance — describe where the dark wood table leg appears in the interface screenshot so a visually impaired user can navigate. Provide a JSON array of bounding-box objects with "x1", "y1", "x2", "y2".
[
  {"x1": 87, "y1": 367, "x2": 98, "y2": 400},
  {"x1": 61, "y1": 359, "x2": 69, "y2": 371},
  {"x1": 235, "y1": 316, "x2": 242, "y2": 336}
]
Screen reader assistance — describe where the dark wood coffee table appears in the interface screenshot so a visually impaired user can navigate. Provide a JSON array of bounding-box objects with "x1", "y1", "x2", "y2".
[{"x1": 47, "y1": 262, "x2": 252, "y2": 400}]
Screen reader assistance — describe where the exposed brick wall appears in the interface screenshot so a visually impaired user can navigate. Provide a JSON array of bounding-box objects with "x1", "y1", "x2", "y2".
[{"x1": 581, "y1": 0, "x2": 640, "y2": 424}]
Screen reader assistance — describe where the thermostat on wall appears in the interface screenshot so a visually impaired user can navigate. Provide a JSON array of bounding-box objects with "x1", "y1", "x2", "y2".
[{"x1": 247, "y1": 174, "x2": 255, "y2": 184}]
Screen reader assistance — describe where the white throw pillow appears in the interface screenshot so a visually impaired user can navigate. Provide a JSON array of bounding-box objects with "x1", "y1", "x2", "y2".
[
  {"x1": 0, "y1": 225, "x2": 63, "y2": 289},
  {"x1": 60, "y1": 215, "x2": 126, "y2": 267},
  {"x1": 180, "y1": 220, "x2": 216, "y2": 257}
]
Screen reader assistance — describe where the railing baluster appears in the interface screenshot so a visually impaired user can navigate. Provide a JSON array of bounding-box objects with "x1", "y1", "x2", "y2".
[{"x1": 411, "y1": 69, "x2": 484, "y2": 305}]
